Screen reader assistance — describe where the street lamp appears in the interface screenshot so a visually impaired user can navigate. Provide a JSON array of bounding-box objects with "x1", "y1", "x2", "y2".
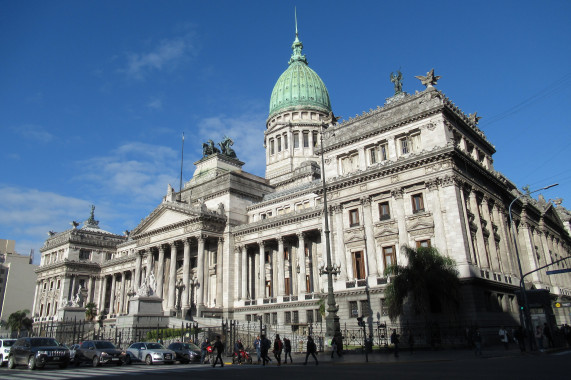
[
  {"x1": 508, "y1": 183, "x2": 558, "y2": 350},
  {"x1": 319, "y1": 119, "x2": 341, "y2": 340}
]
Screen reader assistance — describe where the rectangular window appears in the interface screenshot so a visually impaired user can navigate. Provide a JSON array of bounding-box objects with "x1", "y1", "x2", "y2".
[
  {"x1": 285, "y1": 311, "x2": 291, "y2": 323},
  {"x1": 380, "y1": 299, "x2": 388, "y2": 316},
  {"x1": 412, "y1": 193, "x2": 424, "y2": 213},
  {"x1": 349, "y1": 301, "x2": 358, "y2": 317},
  {"x1": 272, "y1": 312, "x2": 278, "y2": 324},
  {"x1": 265, "y1": 252, "x2": 271, "y2": 263},
  {"x1": 379, "y1": 202, "x2": 390, "y2": 220},
  {"x1": 383, "y1": 246, "x2": 396, "y2": 268},
  {"x1": 293, "y1": 310, "x2": 299, "y2": 323},
  {"x1": 270, "y1": 139, "x2": 275, "y2": 155},
  {"x1": 284, "y1": 134, "x2": 288, "y2": 149},
  {"x1": 352, "y1": 251, "x2": 366, "y2": 279},
  {"x1": 277, "y1": 137, "x2": 282, "y2": 152},
  {"x1": 316, "y1": 309, "x2": 322, "y2": 323},
  {"x1": 312, "y1": 131, "x2": 318, "y2": 147},
  {"x1": 285, "y1": 277, "x2": 291, "y2": 295},
  {"x1": 349, "y1": 208, "x2": 360, "y2": 227},
  {"x1": 264, "y1": 313, "x2": 271, "y2": 324},
  {"x1": 416, "y1": 240, "x2": 431, "y2": 248},
  {"x1": 306, "y1": 309, "x2": 314, "y2": 323},
  {"x1": 306, "y1": 274, "x2": 311, "y2": 293},
  {"x1": 246, "y1": 314, "x2": 252, "y2": 322},
  {"x1": 380, "y1": 143, "x2": 388, "y2": 161},
  {"x1": 303, "y1": 131, "x2": 309, "y2": 147},
  {"x1": 400, "y1": 137, "x2": 409, "y2": 155},
  {"x1": 410, "y1": 133, "x2": 421, "y2": 152},
  {"x1": 369, "y1": 147, "x2": 377, "y2": 164},
  {"x1": 294, "y1": 133, "x2": 299, "y2": 148},
  {"x1": 360, "y1": 300, "x2": 370, "y2": 317}
]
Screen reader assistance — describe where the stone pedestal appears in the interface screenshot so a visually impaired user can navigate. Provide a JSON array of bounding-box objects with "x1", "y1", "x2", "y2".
[
  {"x1": 128, "y1": 296, "x2": 164, "y2": 316},
  {"x1": 57, "y1": 306, "x2": 86, "y2": 321}
]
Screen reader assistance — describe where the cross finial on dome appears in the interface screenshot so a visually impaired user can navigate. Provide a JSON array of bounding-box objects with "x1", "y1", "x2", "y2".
[{"x1": 289, "y1": 8, "x2": 307, "y2": 65}]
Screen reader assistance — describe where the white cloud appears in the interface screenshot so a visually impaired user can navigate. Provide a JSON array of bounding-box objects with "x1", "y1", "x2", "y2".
[
  {"x1": 123, "y1": 34, "x2": 196, "y2": 79},
  {"x1": 13, "y1": 124, "x2": 54, "y2": 143},
  {"x1": 147, "y1": 97, "x2": 163, "y2": 110},
  {"x1": 196, "y1": 112, "x2": 267, "y2": 177}
]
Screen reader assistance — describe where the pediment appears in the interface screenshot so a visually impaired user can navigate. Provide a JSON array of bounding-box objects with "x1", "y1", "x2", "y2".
[{"x1": 132, "y1": 205, "x2": 199, "y2": 236}]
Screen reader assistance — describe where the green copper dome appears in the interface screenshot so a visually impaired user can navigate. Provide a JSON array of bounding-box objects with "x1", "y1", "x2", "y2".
[{"x1": 269, "y1": 32, "x2": 331, "y2": 118}]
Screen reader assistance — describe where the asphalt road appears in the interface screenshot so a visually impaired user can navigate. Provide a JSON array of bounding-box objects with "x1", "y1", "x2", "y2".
[{"x1": 2, "y1": 349, "x2": 570, "y2": 380}]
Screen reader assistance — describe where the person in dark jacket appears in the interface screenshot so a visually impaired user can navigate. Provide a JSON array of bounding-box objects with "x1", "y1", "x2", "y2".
[
  {"x1": 234, "y1": 339, "x2": 244, "y2": 364},
  {"x1": 283, "y1": 337, "x2": 293, "y2": 364},
  {"x1": 200, "y1": 338, "x2": 209, "y2": 364},
  {"x1": 212, "y1": 335, "x2": 224, "y2": 368},
  {"x1": 273, "y1": 334, "x2": 283, "y2": 366},
  {"x1": 303, "y1": 336, "x2": 318, "y2": 365},
  {"x1": 260, "y1": 334, "x2": 272, "y2": 366}
]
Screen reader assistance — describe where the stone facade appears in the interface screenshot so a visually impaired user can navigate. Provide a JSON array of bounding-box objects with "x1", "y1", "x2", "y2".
[{"x1": 33, "y1": 28, "x2": 571, "y2": 330}]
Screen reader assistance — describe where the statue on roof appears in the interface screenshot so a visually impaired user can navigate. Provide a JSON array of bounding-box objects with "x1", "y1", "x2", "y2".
[
  {"x1": 202, "y1": 139, "x2": 220, "y2": 157},
  {"x1": 219, "y1": 136, "x2": 237, "y2": 158},
  {"x1": 468, "y1": 112, "x2": 482, "y2": 125},
  {"x1": 390, "y1": 70, "x2": 403, "y2": 95},
  {"x1": 415, "y1": 68, "x2": 441, "y2": 88}
]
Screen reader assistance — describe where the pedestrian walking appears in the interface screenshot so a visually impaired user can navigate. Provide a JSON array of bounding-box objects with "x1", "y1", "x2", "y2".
[
  {"x1": 283, "y1": 337, "x2": 293, "y2": 364},
  {"x1": 211, "y1": 335, "x2": 224, "y2": 367},
  {"x1": 200, "y1": 338, "x2": 209, "y2": 364},
  {"x1": 253, "y1": 335, "x2": 261, "y2": 364},
  {"x1": 514, "y1": 326, "x2": 526, "y2": 352},
  {"x1": 260, "y1": 334, "x2": 272, "y2": 366},
  {"x1": 330, "y1": 336, "x2": 337, "y2": 358},
  {"x1": 335, "y1": 333, "x2": 343, "y2": 357},
  {"x1": 391, "y1": 329, "x2": 400, "y2": 358},
  {"x1": 473, "y1": 328, "x2": 483, "y2": 356},
  {"x1": 498, "y1": 326, "x2": 509, "y2": 350},
  {"x1": 303, "y1": 336, "x2": 318, "y2": 365},
  {"x1": 273, "y1": 334, "x2": 283, "y2": 366}
]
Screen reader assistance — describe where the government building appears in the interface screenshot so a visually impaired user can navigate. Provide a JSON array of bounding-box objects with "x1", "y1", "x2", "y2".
[{"x1": 33, "y1": 25, "x2": 571, "y2": 335}]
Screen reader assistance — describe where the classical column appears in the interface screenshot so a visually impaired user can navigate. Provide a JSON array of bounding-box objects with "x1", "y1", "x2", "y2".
[
  {"x1": 109, "y1": 274, "x2": 116, "y2": 314},
  {"x1": 258, "y1": 241, "x2": 265, "y2": 299},
  {"x1": 197, "y1": 237, "x2": 205, "y2": 307},
  {"x1": 362, "y1": 197, "x2": 378, "y2": 278},
  {"x1": 32, "y1": 281, "x2": 40, "y2": 317},
  {"x1": 468, "y1": 189, "x2": 489, "y2": 268},
  {"x1": 427, "y1": 179, "x2": 448, "y2": 255},
  {"x1": 297, "y1": 233, "x2": 307, "y2": 295},
  {"x1": 492, "y1": 205, "x2": 509, "y2": 273},
  {"x1": 157, "y1": 244, "x2": 165, "y2": 299},
  {"x1": 119, "y1": 272, "x2": 126, "y2": 315},
  {"x1": 216, "y1": 238, "x2": 223, "y2": 308},
  {"x1": 254, "y1": 248, "x2": 260, "y2": 298},
  {"x1": 167, "y1": 242, "x2": 178, "y2": 311},
  {"x1": 392, "y1": 188, "x2": 408, "y2": 257},
  {"x1": 235, "y1": 246, "x2": 242, "y2": 301},
  {"x1": 146, "y1": 250, "x2": 153, "y2": 279},
  {"x1": 134, "y1": 250, "x2": 143, "y2": 290},
  {"x1": 333, "y1": 205, "x2": 348, "y2": 280},
  {"x1": 87, "y1": 276, "x2": 95, "y2": 304},
  {"x1": 182, "y1": 239, "x2": 191, "y2": 312},
  {"x1": 99, "y1": 276, "x2": 108, "y2": 313},
  {"x1": 277, "y1": 237, "x2": 285, "y2": 296},
  {"x1": 241, "y1": 246, "x2": 247, "y2": 300},
  {"x1": 481, "y1": 197, "x2": 500, "y2": 271}
]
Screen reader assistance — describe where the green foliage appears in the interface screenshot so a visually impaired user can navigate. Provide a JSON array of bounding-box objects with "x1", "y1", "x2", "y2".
[
  {"x1": 383, "y1": 246, "x2": 460, "y2": 321},
  {"x1": 85, "y1": 302, "x2": 97, "y2": 321},
  {"x1": 7, "y1": 309, "x2": 33, "y2": 337},
  {"x1": 146, "y1": 327, "x2": 201, "y2": 341},
  {"x1": 318, "y1": 297, "x2": 326, "y2": 317}
]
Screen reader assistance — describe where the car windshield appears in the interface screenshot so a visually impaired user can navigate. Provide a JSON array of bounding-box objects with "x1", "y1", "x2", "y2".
[
  {"x1": 31, "y1": 338, "x2": 59, "y2": 347},
  {"x1": 3, "y1": 340, "x2": 16, "y2": 347},
  {"x1": 182, "y1": 343, "x2": 200, "y2": 350},
  {"x1": 146, "y1": 343, "x2": 164, "y2": 350},
  {"x1": 94, "y1": 341, "x2": 116, "y2": 349}
]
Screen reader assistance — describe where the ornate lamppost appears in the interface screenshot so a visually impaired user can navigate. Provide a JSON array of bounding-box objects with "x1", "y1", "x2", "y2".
[
  {"x1": 508, "y1": 183, "x2": 557, "y2": 350},
  {"x1": 318, "y1": 117, "x2": 341, "y2": 340},
  {"x1": 175, "y1": 278, "x2": 185, "y2": 319}
]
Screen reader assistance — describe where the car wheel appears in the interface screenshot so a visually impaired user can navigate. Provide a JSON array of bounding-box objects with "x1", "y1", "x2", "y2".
[
  {"x1": 28, "y1": 355, "x2": 37, "y2": 370},
  {"x1": 182, "y1": 354, "x2": 190, "y2": 364},
  {"x1": 145, "y1": 355, "x2": 153, "y2": 365},
  {"x1": 124, "y1": 355, "x2": 131, "y2": 365},
  {"x1": 0, "y1": 355, "x2": 3, "y2": 367},
  {"x1": 59, "y1": 362, "x2": 68, "y2": 369},
  {"x1": 8, "y1": 356, "x2": 16, "y2": 369},
  {"x1": 92, "y1": 356, "x2": 100, "y2": 367}
]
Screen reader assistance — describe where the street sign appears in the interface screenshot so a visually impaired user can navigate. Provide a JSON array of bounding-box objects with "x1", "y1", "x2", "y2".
[
  {"x1": 546, "y1": 268, "x2": 571, "y2": 275},
  {"x1": 553, "y1": 302, "x2": 571, "y2": 308}
]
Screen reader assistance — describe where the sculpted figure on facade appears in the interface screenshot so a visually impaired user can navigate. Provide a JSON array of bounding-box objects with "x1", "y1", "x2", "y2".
[
  {"x1": 390, "y1": 70, "x2": 403, "y2": 95},
  {"x1": 202, "y1": 139, "x2": 220, "y2": 157},
  {"x1": 219, "y1": 136, "x2": 237, "y2": 159}
]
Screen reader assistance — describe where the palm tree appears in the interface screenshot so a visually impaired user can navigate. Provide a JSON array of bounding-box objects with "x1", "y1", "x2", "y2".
[
  {"x1": 383, "y1": 246, "x2": 460, "y2": 322},
  {"x1": 85, "y1": 302, "x2": 97, "y2": 321},
  {"x1": 7, "y1": 309, "x2": 34, "y2": 337}
]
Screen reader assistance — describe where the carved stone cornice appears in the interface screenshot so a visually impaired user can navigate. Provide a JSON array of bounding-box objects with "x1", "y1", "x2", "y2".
[{"x1": 391, "y1": 188, "x2": 404, "y2": 200}]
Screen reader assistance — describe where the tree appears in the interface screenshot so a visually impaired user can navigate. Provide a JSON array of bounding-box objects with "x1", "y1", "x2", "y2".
[
  {"x1": 7, "y1": 309, "x2": 34, "y2": 337},
  {"x1": 383, "y1": 246, "x2": 460, "y2": 321},
  {"x1": 85, "y1": 302, "x2": 97, "y2": 321}
]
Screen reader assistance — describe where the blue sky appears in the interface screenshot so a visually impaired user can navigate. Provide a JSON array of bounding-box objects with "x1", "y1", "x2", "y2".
[{"x1": 1, "y1": 0, "x2": 570, "y2": 262}]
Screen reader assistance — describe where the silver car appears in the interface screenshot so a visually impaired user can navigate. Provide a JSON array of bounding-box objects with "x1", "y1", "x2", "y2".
[
  {"x1": 0, "y1": 339, "x2": 16, "y2": 367},
  {"x1": 126, "y1": 342, "x2": 175, "y2": 365}
]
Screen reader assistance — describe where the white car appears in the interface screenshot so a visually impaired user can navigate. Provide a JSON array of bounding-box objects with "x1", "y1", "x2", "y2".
[
  {"x1": 0, "y1": 339, "x2": 16, "y2": 367},
  {"x1": 126, "y1": 342, "x2": 175, "y2": 365}
]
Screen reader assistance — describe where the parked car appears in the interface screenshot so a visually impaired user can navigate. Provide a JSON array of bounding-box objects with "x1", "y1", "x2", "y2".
[
  {"x1": 0, "y1": 339, "x2": 16, "y2": 367},
  {"x1": 67, "y1": 344, "x2": 80, "y2": 365},
  {"x1": 126, "y1": 342, "x2": 175, "y2": 365},
  {"x1": 7, "y1": 337, "x2": 70, "y2": 370},
  {"x1": 75, "y1": 340, "x2": 128, "y2": 367},
  {"x1": 167, "y1": 342, "x2": 201, "y2": 363}
]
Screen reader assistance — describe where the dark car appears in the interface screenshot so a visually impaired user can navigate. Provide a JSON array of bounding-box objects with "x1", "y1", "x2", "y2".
[
  {"x1": 8, "y1": 337, "x2": 70, "y2": 370},
  {"x1": 75, "y1": 340, "x2": 128, "y2": 367},
  {"x1": 167, "y1": 342, "x2": 201, "y2": 363}
]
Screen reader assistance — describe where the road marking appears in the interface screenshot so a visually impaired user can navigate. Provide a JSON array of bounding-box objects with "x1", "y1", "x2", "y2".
[{"x1": 552, "y1": 350, "x2": 571, "y2": 356}]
